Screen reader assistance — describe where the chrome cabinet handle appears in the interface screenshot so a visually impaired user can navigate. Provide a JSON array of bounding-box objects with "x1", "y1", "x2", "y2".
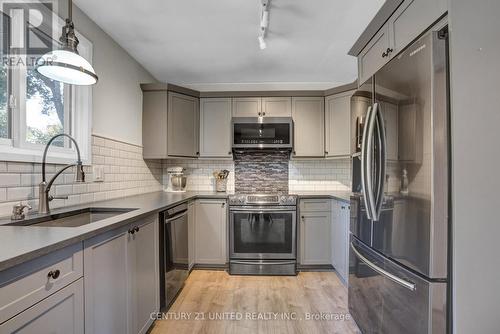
[
  {"x1": 361, "y1": 105, "x2": 373, "y2": 220},
  {"x1": 350, "y1": 242, "x2": 416, "y2": 291}
]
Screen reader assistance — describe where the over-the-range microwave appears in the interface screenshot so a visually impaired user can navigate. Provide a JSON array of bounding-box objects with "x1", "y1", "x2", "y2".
[{"x1": 231, "y1": 117, "x2": 293, "y2": 150}]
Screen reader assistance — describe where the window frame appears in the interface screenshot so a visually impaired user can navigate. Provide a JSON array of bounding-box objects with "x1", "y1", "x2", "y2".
[{"x1": 0, "y1": 3, "x2": 93, "y2": 165}]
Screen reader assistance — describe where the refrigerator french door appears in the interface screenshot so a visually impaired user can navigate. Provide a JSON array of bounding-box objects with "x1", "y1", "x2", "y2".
[{"x1": 349, "y1": 23, "x2": 449, "y2": 334}]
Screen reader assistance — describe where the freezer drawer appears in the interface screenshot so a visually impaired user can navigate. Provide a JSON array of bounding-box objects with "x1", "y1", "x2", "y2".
[{"x1": 348, "y1": 236, "x2": 446, "y2": 334}]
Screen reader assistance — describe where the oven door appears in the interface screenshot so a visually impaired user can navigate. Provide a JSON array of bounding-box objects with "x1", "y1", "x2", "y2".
[{"x1": 230, "y1": 207, "x2": 296, "y2": 260}]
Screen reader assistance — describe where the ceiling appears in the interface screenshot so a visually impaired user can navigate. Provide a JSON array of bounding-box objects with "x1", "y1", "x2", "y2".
[{"x1": 75, "y1": 0, "x2": 385, "y2": 91}]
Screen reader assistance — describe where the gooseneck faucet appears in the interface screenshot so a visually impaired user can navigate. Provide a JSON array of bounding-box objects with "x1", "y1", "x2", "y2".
[{"x1": 39, "y1": 133, "x2": 85, "y2": 214}]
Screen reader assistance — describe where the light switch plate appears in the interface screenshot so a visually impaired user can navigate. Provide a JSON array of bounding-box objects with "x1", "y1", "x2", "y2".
[{"x1": 93, "y1": 165, "x2": 104, "y2": 182}]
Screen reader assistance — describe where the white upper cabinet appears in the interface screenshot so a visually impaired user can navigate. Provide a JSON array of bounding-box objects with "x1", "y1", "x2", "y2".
[
  {"x1": 358, "y1": 25, "x2": 391, "y2": 85},
  {"x1": 199, "y1": 98, "x2": 232, "y2": 158},
  {"x1": 292, "y1": 97, "x2": 325, "y2": 158},
  {"x1": 357, "y1": 0, "x2": 447, "y2": 85},
  {"x1": 261, "y1": 97, "x2": 292, "y2": 117},
  {"x1": 388, "y1": 0, "x2": 447, "y2": 57},
  {"x1": 325, "y1": 91, "x2": 353, "y2": 158},
  {"x1": 167, "y1": 92, "x2": 200, "y2": 157},
  {"x1": 142, "y1": 89, "x2": 199, "y2": 159},
  {"x1": 232, "y1": 97, "x2": 262, "y2": 117}
]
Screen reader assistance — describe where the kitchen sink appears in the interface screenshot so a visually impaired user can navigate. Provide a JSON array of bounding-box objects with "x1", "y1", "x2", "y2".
[{"x1": 8, "y1": 207, "x2": 136, "y2": 228}]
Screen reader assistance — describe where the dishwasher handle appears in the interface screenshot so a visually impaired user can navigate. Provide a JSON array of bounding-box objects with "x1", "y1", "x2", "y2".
[{"x1": 165, "y1": 210, "x2": 188, "y2": 223}]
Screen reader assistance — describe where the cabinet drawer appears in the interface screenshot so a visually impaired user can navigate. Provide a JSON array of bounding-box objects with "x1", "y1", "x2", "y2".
[
  {"x1": 0, "y1": 243, "x2": 83, "y2": 324},
  {"x1": 0, "y1": 278, "x2": 84, "y2": 334},
  {"x1": 299, "y1": 199, "x2": 331, "y2": 212}
]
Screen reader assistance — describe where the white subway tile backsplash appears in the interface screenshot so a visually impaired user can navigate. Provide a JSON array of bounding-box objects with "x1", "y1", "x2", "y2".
[{"x1": 0, "y1": 135, "x2": 163, "y2": 217}]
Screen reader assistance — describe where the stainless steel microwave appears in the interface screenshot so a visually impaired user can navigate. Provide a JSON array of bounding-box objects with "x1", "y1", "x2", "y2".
[{"x1": 231, "y1": 117, "x2": 293, "y2": 150}]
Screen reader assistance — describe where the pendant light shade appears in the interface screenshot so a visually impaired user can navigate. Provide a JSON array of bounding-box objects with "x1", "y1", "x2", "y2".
[
  {"x1": 36, "y1": 0, "x2": 98, "y2": 85},
  {"x1": 37, "y1": 49, "x2": 97, "y2": 85}
]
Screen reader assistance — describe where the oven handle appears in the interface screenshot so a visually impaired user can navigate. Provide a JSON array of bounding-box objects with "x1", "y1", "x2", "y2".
[
  {"x1": 230, "y1": 260, "x2": 296, "y2": 265},
  {"x1": 229, "y1": 207, "x2": 296, "y2": 212},
  {"x1": 165, "y1": 210, "x2": 188, "y2": 223},
  {"x1": 350, "y1": 242, "x2": 416, "y2": 291}
]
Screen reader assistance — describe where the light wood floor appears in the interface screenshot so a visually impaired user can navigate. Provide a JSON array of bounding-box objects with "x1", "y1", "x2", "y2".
[{"x1": 149, "y1": 270, "x2": 361, "y2": 334}]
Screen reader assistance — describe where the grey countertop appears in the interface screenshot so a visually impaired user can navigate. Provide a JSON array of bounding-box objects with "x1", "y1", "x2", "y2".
[
  {"x1": 291, "y1": 191, "x2": 351, "y2": 203},
  {"x1": 0, "y1": 190, "x2": 352, "y2": 272},
  {"x1": 0, "y1": 191, "x2": 227, "y2": 272}
]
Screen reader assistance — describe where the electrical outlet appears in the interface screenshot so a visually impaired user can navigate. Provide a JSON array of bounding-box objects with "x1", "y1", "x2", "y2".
[{"x1": 93, "y1": 165, "x2": 104, "y2": 182}]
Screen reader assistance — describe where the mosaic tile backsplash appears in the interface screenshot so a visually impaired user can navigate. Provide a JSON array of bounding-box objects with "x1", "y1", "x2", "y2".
[{"x1": 234, "y1": 151, "x2": 289, "y2": 194}]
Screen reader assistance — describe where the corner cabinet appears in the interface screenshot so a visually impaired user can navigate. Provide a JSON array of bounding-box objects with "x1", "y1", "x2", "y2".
[
  {"x1": 84, "y1": 215, "x2": 159, "y2": 334},
  {"x1": 199, "y1": 98, "x2": 232, "y2": 158},
  {"x1": 357, "y1": 0, "x2": 447, "y2": 84},
  {"x1": 194, "y1": 199, "x2": 227, "y2": 265},
  {"x1": 325, "y1": 91, "x2": 354, "y2": 158},
  {"x1": 292, "y1": 97, "x2": 325, "y2": 158},
  {"x1": 142, "y1": 86, "x2": 199, "y2": 159}
]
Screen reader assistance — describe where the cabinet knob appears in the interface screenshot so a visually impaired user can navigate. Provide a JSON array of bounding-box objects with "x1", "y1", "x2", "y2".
[
  {"x1": 134, "y1": 226, "x2": 140, "y2": 233},
  {"x1": 258, "y1": 112, "x2": 262, "y2": 116},
  {"x1": 301, "y1": 215, "x2": 305, "y2": 220},
  {"x1": 48, "y1": 269, "x2": 60, "y2": 280},
  {"x1": 228, "y1": 151, "x2": 232, "y2": 155},
  {"x1": 325, "y1": 151, "x2": 328, "y2": 154},
  {"x1": 128, "y1": 228, "x2": 135, "y2": 235},
  {"x1": 382, "y1": 47, "x2": 393, "y2": 58},
  {"x1": 262, "y1": 112, "x2": 266, "y2": 116}
]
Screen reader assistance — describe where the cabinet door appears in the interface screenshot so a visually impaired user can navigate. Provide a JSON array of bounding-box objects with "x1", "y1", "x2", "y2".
[
  {"x1": 142, "y1": 91, "x2": 168, "y2": 159},
  {"x1": 292, "y1": 97, "x2": 325, "y2": 157},
  {"x1": 195, "y1": 200, "x2": 227, "y2": 265},
  {"x1": 0, "y1": 279, "x2": 84, "y2": 334},
  {"x1": 388, "y1": 0, "x2": 447, "y2": 57},
  {"x1": 358, "y1": 25, "x2": 391, "y2": 85},
  {"x1": 262, "y1": 97, "x2": 292, "y2": 117},
  {"x1": 129, "y1": 217, "x2": 159, "y2": 334},
  {"x1": 199, "y1": 98, "x2": 232, "y2": 158},
  {"x1": 299, "y1": 212, "x2": 331, "y2": 265},
  {"x1": 188, "y1": 201, "x2": 196, "y2": 270},
  {"x1": 336, "y1": 203, "x2": 350, "y2": 283},
  {"x1": 325, "y1": 91, "x2": 353, "y2": 157},
  {"x1": 167, "y1": 92, "x2": 199, "y2": 157},
  {"x1": 232, "y1": 98, "x2": 261, "y2": 117},
  {"x1": 380, "y1": 101, "x2": 399, "y2": 161},
  {"x1": 84, "y1": 226, "x2": 130, "y2": 334}
]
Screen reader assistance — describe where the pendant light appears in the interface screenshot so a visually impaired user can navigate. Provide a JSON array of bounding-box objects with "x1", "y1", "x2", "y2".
[{"x1": 36, "y1": 0, "x2": 98, "y2": 85}]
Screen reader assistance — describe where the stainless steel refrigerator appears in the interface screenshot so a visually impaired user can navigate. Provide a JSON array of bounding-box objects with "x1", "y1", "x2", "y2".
[{"x1": 349, "y1": 22, "x2": 450, "y2": 334}]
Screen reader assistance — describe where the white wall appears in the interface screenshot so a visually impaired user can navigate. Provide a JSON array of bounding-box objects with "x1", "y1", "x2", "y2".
[
  {"x1": 73, "y1": 6, "x2": 156, "y2": 146},
  {"x1": 449, "y1": 0, "x2": 500, "y2": 332}
]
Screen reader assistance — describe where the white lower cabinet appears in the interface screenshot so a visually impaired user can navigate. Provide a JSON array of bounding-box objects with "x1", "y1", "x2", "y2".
[
  {"x1": 0, "y1": 278, "x2": 84, "y2": 334},
  {"x1": 299, "y1": 199, "x2": 332, "y2": 265},
  {"x1": 194, "y1": 199, "x2": 227, "y2": 265},
  {"x1": 84, "y1": 215, "x2": 159, "y2": 334},
  {"x1": 331, "y1": 200, "x2": 350, "y2": 283}
]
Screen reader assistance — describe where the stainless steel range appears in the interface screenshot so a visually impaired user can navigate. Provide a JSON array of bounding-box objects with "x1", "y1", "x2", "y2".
[{"x1": 228, "y1": 194, "x2": 297, "y2": 275}]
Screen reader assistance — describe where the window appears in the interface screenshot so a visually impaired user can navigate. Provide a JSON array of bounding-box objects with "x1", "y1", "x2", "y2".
[{"x1": 0, "y1": 4, "x2": 92, "y2": 164}]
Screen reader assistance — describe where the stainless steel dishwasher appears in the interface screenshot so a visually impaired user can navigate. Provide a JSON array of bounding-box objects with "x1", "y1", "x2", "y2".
[{"x1": 159, "y1": 202, "x2": 189, "y2": 310}]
